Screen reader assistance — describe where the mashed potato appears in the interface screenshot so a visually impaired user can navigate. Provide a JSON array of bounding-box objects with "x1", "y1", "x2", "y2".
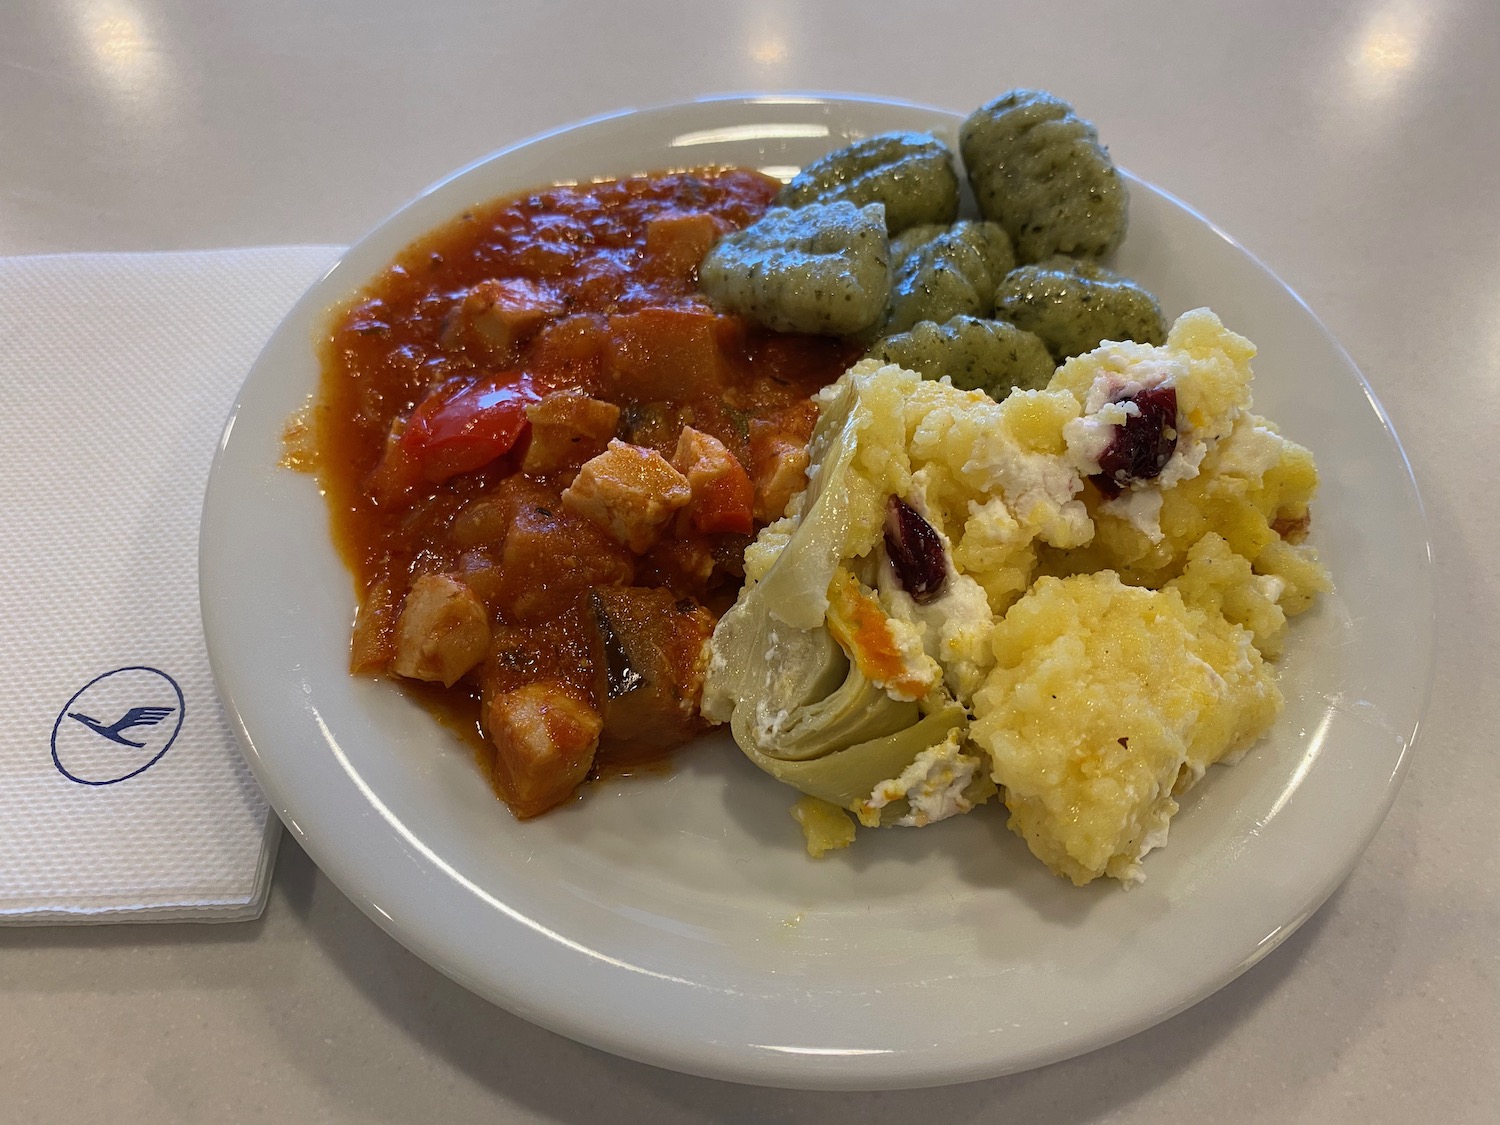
[
  {"x1": 706, "y1": 308, "x2": 1330, "y2": 884},
  {"x1": 972, "y1": 571, "x2": 1280, "y2": 885}
]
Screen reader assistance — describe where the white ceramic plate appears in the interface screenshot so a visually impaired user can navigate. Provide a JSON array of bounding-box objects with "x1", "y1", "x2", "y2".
[{"x1": 200, "y1": 95, "x2": 1432, "y2": 1089}]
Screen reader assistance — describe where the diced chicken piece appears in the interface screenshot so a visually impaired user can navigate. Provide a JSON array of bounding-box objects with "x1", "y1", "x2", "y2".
[
  {"x1": 748, "y1": 424, "x2": 811, "y2": 523},
  {"x1": 561, "y1": 439, "x2": 691, "y2": 553},
  {"x1": 486, "y1": 681, "x2": 602, "y2": 819},
  {"x1": 603, "y1": 307, "x2": 730, "y2": 401},
  {"x1": 390, "y1": 573, "x2": 490, "y2": 687},
  {"x1": 521, "y1": 391, "x2": 621, "y2": 475},
  {"x1": 455, "y1": 278, "x2": 565, "y2": 359},
  {"x1": 671, "y1": 426, "x2": 754, "y2": 534},
  {"x1": 585, "y1": 586, "x2": 715, "y2": 760},
  {"x1": 643, "y1": 212, "x2": 724, "y2": 280},
  {"x1": 671, "y1": 424, "x2": 732, "y2": 479},
  {"x1": 754, "y1": 444, "x2": 810, "y2": 522}
]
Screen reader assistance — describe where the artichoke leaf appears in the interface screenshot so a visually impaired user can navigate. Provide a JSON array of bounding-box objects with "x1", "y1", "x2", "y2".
[
  {"x1": 739, "y1": 699, "x2": 970, "y2": 818},
  {"x1": 749, "y1": 377, "x2": 864, "y2": 630},
  {"x1": 749, "y1": 367, "x2": 911, "y2": 630},
  {"x1": 730, "y1": 649, "x2": 919, "y2": 763},
  {"x1": 700, "y1": 597, "x2": 845, "y2": 725}
]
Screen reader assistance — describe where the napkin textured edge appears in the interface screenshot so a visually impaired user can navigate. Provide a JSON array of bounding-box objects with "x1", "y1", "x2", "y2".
[{"x1": 0, "y1": 816, "x2": 282, "y2": 925}]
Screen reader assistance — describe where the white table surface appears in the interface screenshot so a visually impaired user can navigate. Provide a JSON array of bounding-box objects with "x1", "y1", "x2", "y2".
[{"x1": 3, "y1": 1, "x2": 1497, "y2": 1121}]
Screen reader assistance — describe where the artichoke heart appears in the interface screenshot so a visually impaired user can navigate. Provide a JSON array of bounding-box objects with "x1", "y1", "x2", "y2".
[
  {"x1": 745, "y1": 360, "x2": 912, "y2": 630},
  {"x1": 729, "y1": 630, "x2": 919, "y2": 763},
  {"x1": 739, "y1": 700, "x2": 971, "y2": 825},
  {"x1": 708, "y1": 591, "x2": 962, "y2": 823},
  {"x1": 700, "y1": 358, "x2": 984, "y2": 826}
]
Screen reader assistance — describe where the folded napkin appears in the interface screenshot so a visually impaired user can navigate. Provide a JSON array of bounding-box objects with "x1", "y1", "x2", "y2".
[{"x1": 0, "y1": 246, "x2": 344, "y2": 923}]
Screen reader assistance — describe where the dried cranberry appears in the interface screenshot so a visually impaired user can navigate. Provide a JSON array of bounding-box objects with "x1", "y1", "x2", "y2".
[
  {"x1": 884, "y1": 497, "x2": 947, "y2": 604},
  {"x1": 1091, "y1": 385, "x2": 1179, "y2": 499}
]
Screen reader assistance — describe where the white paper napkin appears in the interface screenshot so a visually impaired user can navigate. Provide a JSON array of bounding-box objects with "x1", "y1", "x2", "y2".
[{"x1": 0, "y1": 246, "x2": 344, "y2": 923}]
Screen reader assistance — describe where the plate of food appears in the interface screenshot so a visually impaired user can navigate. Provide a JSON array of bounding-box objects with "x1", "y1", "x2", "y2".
[{"x1": 200, "y1": 92, "x2": 1432, "y2": 1089}]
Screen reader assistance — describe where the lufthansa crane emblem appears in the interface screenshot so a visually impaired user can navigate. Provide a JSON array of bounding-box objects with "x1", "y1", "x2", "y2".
[{"x1": 51, "y1": 666, "x2": 186, "y2": 786}]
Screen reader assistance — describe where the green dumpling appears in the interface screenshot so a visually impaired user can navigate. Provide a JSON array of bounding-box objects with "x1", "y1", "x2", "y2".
[
  {"x1": 889, "y1": 222, "x2": 949, "y2": 265},
  {"x1": 960, "y1": 90, "x2": 1128, "y2": 263},
  {"x1": 777, "y1": 132, "x2": 960, "y2": 235},
  {"x1": 699, "y1": 200, "x2": 890, "y2": 335},
  {"x1": 869, "y1": 315, "x2": 1055, "y2": 400},
  {"x1": 881, "y1": 220, "x2": 1016, "y2": 336},
  {"x1": 993, "y1": 258, "x2": 1166, "y2": 360}
]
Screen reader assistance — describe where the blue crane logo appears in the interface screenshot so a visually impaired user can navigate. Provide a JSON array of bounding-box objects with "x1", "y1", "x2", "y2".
[
  {"x1": 66, "y1": 705, "x2": 176, "y2": 749},
  {"x1": 52, "y1": 666, "x2": 186, "y2": 786}
]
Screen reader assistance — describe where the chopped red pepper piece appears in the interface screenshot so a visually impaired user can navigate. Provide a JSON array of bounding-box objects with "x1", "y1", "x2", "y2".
[
  {"x1": 687, "y1": 459, "x2": 755, "y2": 534},
  {"x1": 671, "y1": 426, "x2": 755, "y2": 535},
  {"x1": 374, "y1": 372, "x2": 542, "y2": 498}
]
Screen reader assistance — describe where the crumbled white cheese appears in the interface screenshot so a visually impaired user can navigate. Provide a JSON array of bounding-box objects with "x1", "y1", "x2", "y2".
[
  {"x1": 1061, "y1": 354, "x2": 1233, "y2": 533},
  {"x1": 1063, "y1": 397, "x2": 1136, "y2": 475},
  {"x1": 1256, "y1": 573, "x2": 1287, "y2": 604},
  {"x1": 878, "y1": 613, "x2": 943, "y2": 701},
  {"x1": 1154, "y1": 436, "x2": 1208, "y2": 490},
  {"x1": 1099, "y1": 487, "x2": 1165, "y2": 544},
  {"x1": 880, "y1": 564, "x2": 994, "y2": 704},
  {"x1": 863, "y1": 730, "x2": 982, "y2": 827},
  {"x1": 962, "y1": 424, "x2": 1091, "y2": 549},
  {"x1": 1079, "y1": 356, "x2": 1179, "y2": 415},
  {"x1": 1116, "y1": 805, "x2": 1175, "y2": 888},
  {"x1": 1214, "y1": 421, "x2": 1288, "y2": 481},
  {"x1": 875, "y1": 480, "x2": 997, "y2": 703}
]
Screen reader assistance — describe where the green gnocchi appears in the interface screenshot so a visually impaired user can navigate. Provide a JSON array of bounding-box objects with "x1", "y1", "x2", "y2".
[
  {"x1": 775, "y1": 131, "x2": 960, "y2": 235},
  {"x1": 868, "y1": 315, "x2": 1055, "y2": 400},
  {"x1": 959, "y1": 90, "x2": 1128, "y2": 263},
  {"x1": 882, "y1": 220, "x2": 1015, "y2": 336},
  {"x1": 698, "y1": 201, "x2": 891, "y2": 335},
  {"x1": 993, "y1": 257, "x2": 1167, "y2": 360}
]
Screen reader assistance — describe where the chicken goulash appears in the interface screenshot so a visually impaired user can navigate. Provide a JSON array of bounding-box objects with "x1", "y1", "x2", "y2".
[{"x1": 315, "y1": 169, "x2": 859, "y2": 818}]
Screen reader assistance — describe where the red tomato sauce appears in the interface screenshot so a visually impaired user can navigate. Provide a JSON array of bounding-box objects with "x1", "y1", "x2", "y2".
[{"x1": 314, "y1": 168, "x2": 859, "y2": 818}]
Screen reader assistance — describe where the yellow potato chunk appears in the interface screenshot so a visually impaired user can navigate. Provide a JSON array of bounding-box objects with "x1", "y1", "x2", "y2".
[
  {"x1": 1168, "y1": 532, "x2": 1288, "y2": 658},
  {"x1": 790, "y1": 796, "x2": 857, "y2": 857}
]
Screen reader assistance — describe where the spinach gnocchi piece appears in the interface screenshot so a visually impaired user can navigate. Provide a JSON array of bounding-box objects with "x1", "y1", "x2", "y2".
[
  {"x1": 699, "y1": 200, "x2": 891, "y2": 335},
  {"x1": 888, "y1": 222, "x2": 948, "y2": 265},
  {"x1": 776, "y1": 132, "x2": 961, "y2": 235},
  {"x1": 993, "y1": 257, "x2": 1167, "y2": 360},
  {"x1": 960, "y1": 90, "x2": 1128, "y2": 263},
  {"x1": 882, "y1": 220, "x2": 1016, "y2": 336},
  {"x1": 869, "y1": 315, "x2": 1054, "y2": 400}
]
